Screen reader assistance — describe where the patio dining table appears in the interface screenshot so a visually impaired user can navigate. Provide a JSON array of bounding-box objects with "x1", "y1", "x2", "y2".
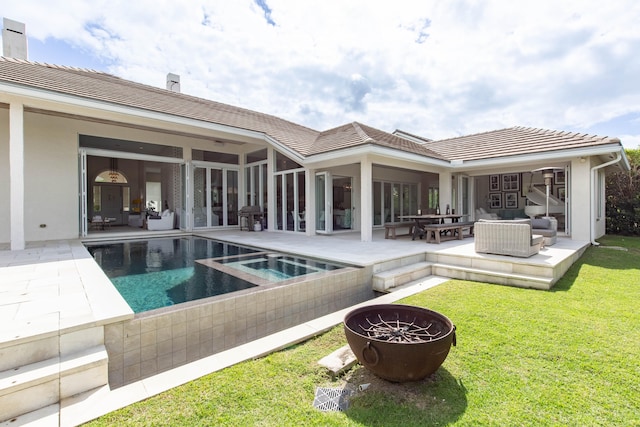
[{"x1": 400, "y1": 214, "x2": 464, "y2": 240}]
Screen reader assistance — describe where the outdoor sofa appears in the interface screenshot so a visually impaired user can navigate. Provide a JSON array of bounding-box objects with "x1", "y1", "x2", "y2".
[
  {"x1": 474, "y1": 218, "x2": 544, "y2": 258},
  {"x1": 531, "y1": 217, "x2": 557, "y2": 246}
]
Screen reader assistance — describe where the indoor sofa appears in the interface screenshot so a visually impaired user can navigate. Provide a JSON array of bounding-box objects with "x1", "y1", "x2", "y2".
[
  {"x1": 474, "y1": 218, "x2": 544, "y2": 258},
  {"x1": 147, "y1": 210, "x2": 175, "y2": 231}
]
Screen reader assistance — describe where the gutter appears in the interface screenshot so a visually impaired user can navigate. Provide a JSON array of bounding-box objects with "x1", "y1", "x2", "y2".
[
  {"x1": 590, "y1": 150, "x2": 623, "y2": 246},
  {"x1": 451, "y1": 143, "x2": 627, "y2": 171}
]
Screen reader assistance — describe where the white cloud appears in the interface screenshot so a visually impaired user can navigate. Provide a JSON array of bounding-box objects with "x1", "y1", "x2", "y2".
[
  {"x1": 620, "y1": 135, "x2": 640, "y2": 150},
  {"x1": 2, "y1": 0, "x2": 640, "y2": 144}
]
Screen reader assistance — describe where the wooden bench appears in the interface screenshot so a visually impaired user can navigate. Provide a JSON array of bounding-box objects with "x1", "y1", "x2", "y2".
[
  {"x1": 384, "y1": 222, "x2": 415, "y2": 239},
  {"x1": 424, "y1": 221, "x2": 474, "y2": 244}
]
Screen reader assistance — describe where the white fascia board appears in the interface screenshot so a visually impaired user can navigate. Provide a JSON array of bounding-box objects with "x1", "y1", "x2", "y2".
[
  {"x1": 0, "y1": 81, "x2": 266, "y2": 141},
  {"x1": 303, "y1": 144, "x2": 450, "y2": 168},
  {"x1": 452, "y1": 144, "x2": 627, "y2": 170}
]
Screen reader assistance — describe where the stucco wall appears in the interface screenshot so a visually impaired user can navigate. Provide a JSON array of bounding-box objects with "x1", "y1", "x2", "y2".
[
  {"x1": 570, "y1": 159, "x2": 594, "y2": 241},
  {"x1": 0, "y1": 108, "x2": 9, "y2": 245},
  {"x1": 23, "y1": 112, "x2": 80, "y2": 241}
]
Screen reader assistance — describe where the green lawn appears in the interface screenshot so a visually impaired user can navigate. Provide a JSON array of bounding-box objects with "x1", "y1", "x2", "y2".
[{"x1": 87, "y1": 235, "x2": 640, "y2": 426}]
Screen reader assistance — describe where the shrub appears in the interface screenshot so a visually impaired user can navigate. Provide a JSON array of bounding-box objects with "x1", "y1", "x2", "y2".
[{"x1": 606, "y1": 149, "x2": 640, "y2": 235}]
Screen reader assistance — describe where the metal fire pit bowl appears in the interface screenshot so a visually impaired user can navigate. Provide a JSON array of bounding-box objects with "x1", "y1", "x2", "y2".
[{"x1": 344, "y1": 304, "x2": 456, "y2": 382}]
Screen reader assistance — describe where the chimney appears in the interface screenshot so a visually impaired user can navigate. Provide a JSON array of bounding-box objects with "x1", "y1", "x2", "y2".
[
  {"x1": 2, "y1": 18, "x2": 28, "y2": 60},
  {"x1": 166, "y1": 73, "x2": 180, "y2": 93}
]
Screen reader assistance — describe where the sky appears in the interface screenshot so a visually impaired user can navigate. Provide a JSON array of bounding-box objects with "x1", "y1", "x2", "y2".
[{"x1": 2, "y1": 0, "x2": 640, "y2": 149}]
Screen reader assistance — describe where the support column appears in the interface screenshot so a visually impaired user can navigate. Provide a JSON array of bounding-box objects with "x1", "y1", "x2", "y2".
[
  {"x1": 438, "y1": 171, "x2": 452, "y2": 214},
  {"x1": 305, "y1": 168, "x2": 315, "y2": 236},
  {"x1": 266, "y1": 148, "x2": 275, "y2": 231},
  {"x1": 360, "y1": 158, "x2": 373, "y2": 242},
  {"x1": 10, "y1": 102, "x2": 25, "y2": 250}
]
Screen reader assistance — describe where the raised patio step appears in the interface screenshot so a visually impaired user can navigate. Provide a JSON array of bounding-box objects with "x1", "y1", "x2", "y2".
[
  {"x1": 372, "y1": 261, "x2": 433, "y2": 292},
  {"x1": 431, "y1": 263, "x2": 554, "y2": 290},
  {"x1": 0, "y1": 345, "x2": 108, "y2": 422}
]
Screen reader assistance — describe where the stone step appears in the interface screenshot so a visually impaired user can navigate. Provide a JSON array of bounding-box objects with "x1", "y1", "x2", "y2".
[
  {"x1": 0, "y1": 345, "x2": 108, "y2": 422},
  {"x1": 0, "y1": 402, "x2": 59, "y2": 426},
  {"x1": 0, "y1": 325, "x2": 104, "y2": 373},
  {"x1": 426, "y1": 251, "x2": 557, "y2": 279},
  {"x1": 372, "y1": 261, "x2": 433, "y2": 292},
  {"x1": 432, "y1": 263, "x2": 554, "y2": 290}
]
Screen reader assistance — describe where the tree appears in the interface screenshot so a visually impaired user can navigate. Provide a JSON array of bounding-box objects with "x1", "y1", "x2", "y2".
[{"x1": 606, "y1": 149, "x2": 640, "y2": 235}]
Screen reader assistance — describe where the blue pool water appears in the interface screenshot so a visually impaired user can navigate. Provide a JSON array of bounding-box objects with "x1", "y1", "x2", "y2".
[{"x1": 86, "y1": 237, "x2": 343, "y2": 313}]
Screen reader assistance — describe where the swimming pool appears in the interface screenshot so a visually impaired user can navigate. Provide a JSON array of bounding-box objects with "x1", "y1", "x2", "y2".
[
  {"x1": 86, "y1": 237, "x2": 345, "y2": 313},
  {"x1": 90, "y1": 236, "x2": 372, "y2": 388}
]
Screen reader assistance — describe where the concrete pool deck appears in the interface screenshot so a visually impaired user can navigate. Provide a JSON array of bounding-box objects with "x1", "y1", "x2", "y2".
[{"x1": 0, "y1": 229, "x2": 588, "y2": 425}]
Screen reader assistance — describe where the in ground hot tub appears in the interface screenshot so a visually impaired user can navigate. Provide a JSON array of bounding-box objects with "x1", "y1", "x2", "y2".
[{"x1": 344, "y1": 304, "x2": 456, "y2": 382}]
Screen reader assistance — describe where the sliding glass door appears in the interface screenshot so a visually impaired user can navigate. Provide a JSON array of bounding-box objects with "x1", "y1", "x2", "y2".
[
  {"x1": 193, "y1": 165, "x2": 238, "y2": 228},
  {"x1": 373, "y1": 180, "x2": 418, "y2": 225},
  {"x1": 275, "y1": 170, "x2": 305, "y2": 231},
  {"x1": 315, "y1": 172, "x2": 331, "y2": 233}
]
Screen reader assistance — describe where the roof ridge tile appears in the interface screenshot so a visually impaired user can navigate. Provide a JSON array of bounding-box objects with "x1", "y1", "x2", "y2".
[{"x1": 352, "y1": 122, "x2": 375, "y2": 143}]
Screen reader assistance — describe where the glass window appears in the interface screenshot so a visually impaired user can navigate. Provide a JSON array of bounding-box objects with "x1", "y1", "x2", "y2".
[
  {"x1": 80, "y1": 135, "x2": 182, "y2": 158},
  {"x1": 297, "y1": 172, "x2": 306, "y2": 232},
  {"x1": 192, "y1": 149, "x2": 238, "y2": 165},
  {"x1": 95, "y1": 170, "x2": 128, "y2": 183},
  {"x1": 276, "y1": 175, "x2": 284, "y2": 230},
  {"x1": 375, "y1": 181, "x2": 419, "y2": 223},
  {"x1": 92, "y1": 186, "x2": 101, "y2": 212},
  {"x1": 246, "y1": 148, "x2": 267, "y2": 163},
  {"x1": 275, "y1": 151, "x2": 301, "y2": 171},
  {"x1": 146, "y1": 181, "x2": 161, "y2": 212},
  {"x1": 227, "y1": 170, "x2": 238, "y2": 226},
  {"x1": 429, "y1": 187, "x2": 439, "y2": 210},
  {"x1": 194, "y1": 167, "x2": 207, "y2": 228},
  {"x1": 123, "y1": 187, "x2": 130, "y2": 212},
  {"x1": 373, "y1": 181, "x2": 382, "y2": 226},
  {"x1": 211, "y1": 169, "x2": 223, "y2": 225}
]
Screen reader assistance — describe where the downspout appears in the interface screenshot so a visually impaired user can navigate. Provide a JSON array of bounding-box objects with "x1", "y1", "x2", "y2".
[{"x1": 590, "y1": 151, "x2": 622, "y2": 245}]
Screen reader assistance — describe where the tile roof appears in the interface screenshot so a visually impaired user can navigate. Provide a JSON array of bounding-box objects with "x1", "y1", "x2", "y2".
[
  {"x1": 0, "y1": 57, "x2": 320, "y2": 154},
  {"x1": 307, "y1": 122, "x2": 446, "y2": 159},
  {"x1": 0, "y1": 57, "x2": 622, "y2": 163},
  {"x1": 422, "y1": 126, "x2": 621, "y2": 161}
]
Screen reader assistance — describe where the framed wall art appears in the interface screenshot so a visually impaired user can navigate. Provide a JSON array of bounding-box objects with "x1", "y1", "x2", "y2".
[
  {"x1": 489, "y1": 193, "x2": 502, "y2": 209},
  {"x1": 502, "y1": 173, "x2": 520, "y2": 192},
  {"x1": 490, "y1": 174, "x2": 500, "y2": 191},
  {"x1": 557, "y1": 187, "x2": 566, "y2": 202},
  {"x1": 504, "y1": 192, "x2": 518, "y2": 209},
  {"x1": 554, "y1": 170, "x2": 565, "y2": 185}
]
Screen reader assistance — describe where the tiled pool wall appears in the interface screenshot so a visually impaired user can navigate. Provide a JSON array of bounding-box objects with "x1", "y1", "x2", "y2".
[{"x1": 104, "y1": 266, "x2": 372, "y2": 388}]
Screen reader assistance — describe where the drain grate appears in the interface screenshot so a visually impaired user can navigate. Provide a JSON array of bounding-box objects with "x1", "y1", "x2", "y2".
[{"x1": 313, "y1": 387, "x2": 353, "y2": 412}]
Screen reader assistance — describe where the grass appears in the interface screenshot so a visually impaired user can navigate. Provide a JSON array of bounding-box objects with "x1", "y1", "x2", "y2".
[{"x1": 86, "y1": 235, "x2": 640, "y2": 426}]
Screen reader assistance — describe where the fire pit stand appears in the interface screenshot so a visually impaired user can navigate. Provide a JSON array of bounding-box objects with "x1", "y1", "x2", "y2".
[{"x1": 344, "y1": 304, "x2": 456, "y2": 382}]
